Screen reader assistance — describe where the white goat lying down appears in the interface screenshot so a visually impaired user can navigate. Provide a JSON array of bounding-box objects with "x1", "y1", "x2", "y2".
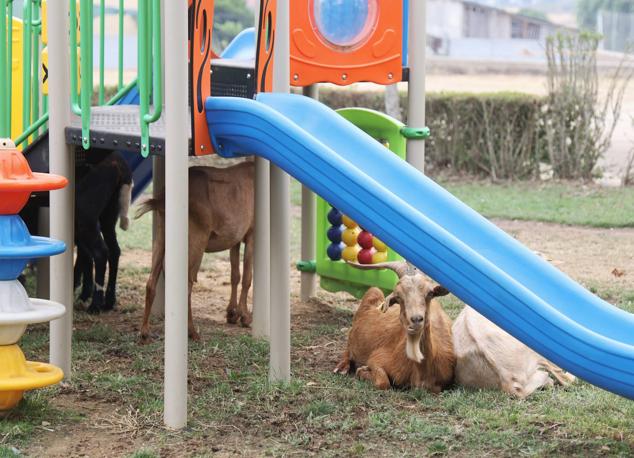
[{"x1": 452, "y1": 306, "x2": 576, "y2": 398}]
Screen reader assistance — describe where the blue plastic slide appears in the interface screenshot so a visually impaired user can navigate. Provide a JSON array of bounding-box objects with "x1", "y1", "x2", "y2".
[{"x1": 205, "y1": 93, "x2": 634, "y2": 399}]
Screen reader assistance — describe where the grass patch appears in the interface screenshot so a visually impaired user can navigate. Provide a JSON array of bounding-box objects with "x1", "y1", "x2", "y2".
[
  {"x1": 441, "y1": 180, "x2": 634, "y2": 227},
  {"x1": 6, "y1": 291, "x2": 634, "y2": 456}
]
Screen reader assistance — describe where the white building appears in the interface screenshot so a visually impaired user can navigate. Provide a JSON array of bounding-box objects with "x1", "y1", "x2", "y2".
[{"x1": 427, "y1": 0, "x2": 574, "y2": 61}]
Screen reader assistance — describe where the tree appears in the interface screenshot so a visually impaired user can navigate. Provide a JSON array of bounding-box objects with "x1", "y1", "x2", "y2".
[
  {"x1": 518, "y1": 8, "x2": 548, "y2": 21},
  {"x1": 577, "y1": 0, "x2": 634, "y2": 30},
  {"x1": 213, "y1": 0, "x2": 254, "y2": 52}
]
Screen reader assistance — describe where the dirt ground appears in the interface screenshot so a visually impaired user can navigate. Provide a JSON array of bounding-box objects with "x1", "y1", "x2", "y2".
[{"x1": 18, "y1": 218, "x2": 634, "y2": 457}]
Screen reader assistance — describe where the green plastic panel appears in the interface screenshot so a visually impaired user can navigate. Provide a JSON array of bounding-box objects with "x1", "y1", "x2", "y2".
[{"x1": 316, "y1": 108, "x2": 405, "y2": 299}]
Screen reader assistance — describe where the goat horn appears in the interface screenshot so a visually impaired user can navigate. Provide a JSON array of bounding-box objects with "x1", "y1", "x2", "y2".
[{"x1": 345, "y1": 261, "x2": 410, "y2": 279}]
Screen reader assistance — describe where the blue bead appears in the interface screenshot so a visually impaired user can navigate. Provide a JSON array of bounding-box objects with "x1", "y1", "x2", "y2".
[
  {"x1": 327, "y1": 225, "x2": 343, "y2": 243},
  {"x1": 327, "y1": 242, "x2": 344, "y2": 261},
  {"x1": 327, "y1": 207, "x2": 343, "y2": 226}
]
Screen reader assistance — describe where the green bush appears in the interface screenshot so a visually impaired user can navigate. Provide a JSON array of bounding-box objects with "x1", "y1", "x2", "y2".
[{"x1": 319, "y1": 89, "x2": 545, "y2": 180}]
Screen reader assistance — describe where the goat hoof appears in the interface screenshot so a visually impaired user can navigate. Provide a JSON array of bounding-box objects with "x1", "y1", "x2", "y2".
[
  {"x1": 102, "y1": 301, "x2": 116, "y2": 312},
  {"x1": 334, "y1": 361, "x2": 351, "y2": 375},
  {"x1": 189, "y1": 330, "x2": 201, "y2": 341},
  {"x1": 355, "y1": 366, "x2": 372, "y2": 381},
  {"x1": 226, "y1": 308, "x2": 240, "y2": 325},
  {"x1": 239, "y1": 313, "x2": 252, "y2": 328},
  {"x1": 86, "y1": 306, "x2": 101, "y2": 315}
]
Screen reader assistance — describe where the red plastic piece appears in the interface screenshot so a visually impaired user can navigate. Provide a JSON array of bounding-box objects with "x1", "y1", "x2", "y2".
[{"x1": 0, "y1": 139, "x2": 68, "y2": 214}]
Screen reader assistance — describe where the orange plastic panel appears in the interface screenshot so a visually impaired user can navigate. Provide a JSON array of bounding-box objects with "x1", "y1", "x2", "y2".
[
  {"x1": 290, "y1": 0, "x2": 402, "y2": 86},
  {"x1": 0, "y1": 139, "x2": 67, "y2": 214},
  {"x1": 256, "y1": 0, "x2": 277, "y2": 93},
  {"x1": 189, "y1": 0, "x2": 217, "y2": 156}
]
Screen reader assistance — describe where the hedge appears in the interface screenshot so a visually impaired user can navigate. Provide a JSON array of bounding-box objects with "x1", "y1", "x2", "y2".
[{"x1": 318, "y1": 89, "x2": 546, "y2": 180}]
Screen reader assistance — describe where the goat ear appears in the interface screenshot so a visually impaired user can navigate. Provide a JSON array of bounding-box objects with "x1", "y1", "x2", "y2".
[
  {"x1": 379, "y1": 292, "x2": 399, "y2": 313},
  {"x1": 431, "y1": 285, "x2": 450, "y2": 298}
]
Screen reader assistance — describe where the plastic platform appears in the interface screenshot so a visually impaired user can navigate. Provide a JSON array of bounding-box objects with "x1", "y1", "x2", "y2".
[{"x1": 65, "y1": 105, "x2": 181, "y2": 155}]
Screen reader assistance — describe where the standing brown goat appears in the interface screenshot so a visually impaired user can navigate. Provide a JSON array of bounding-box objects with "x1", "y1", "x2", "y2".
[
  {"x1": 334, "y1": 262, "x2": 456, "y2": 393},
  {"x1": 136, "y1": 162, "x2": 254, "y2": 341}
]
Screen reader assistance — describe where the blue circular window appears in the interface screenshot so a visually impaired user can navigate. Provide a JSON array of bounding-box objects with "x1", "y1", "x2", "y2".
[{"x1": 312, "y1": 0, "x2": 378, "y2": 50}]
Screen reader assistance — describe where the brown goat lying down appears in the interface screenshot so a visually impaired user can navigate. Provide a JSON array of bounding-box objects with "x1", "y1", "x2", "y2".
[
  {"x1": 334, "y1": 262, "x2": 456, "y2": 393},
  {"x1": 453, "y1": 306, "x2": 576, "y2": 398},
  {"x1": 136, "y1": 162, "x2": 254, "y2": 341}
]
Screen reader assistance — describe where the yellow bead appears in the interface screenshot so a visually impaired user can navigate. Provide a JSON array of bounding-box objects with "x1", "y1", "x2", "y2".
[
  {"x1": 342, "y1": 215, "x2": 358, "y2": 229},
  {"x1": 342, "y1": 227, "x2": 361, "y2": 247},
  {"x1": 373, "y1": 237, "x2": 387, "y2": 252},
  {"x1": 372, "y1": 251, "x2": 388, "y2": 264},
  {"x1": 342, "y1": 245, "x2": 361, "y2": 262}
]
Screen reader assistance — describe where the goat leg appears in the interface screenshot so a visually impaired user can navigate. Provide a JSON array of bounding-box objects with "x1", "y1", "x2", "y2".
[
  {"x1": 188, "y1": 281, "x2": 201, "y2": 341},
  {"x1": 333, "y1": 349, "x2": 352, "y2": 374},
  {"x1": 226, "y1": 244, "x2": 241, "y2": 325},
  {"x1": 103, "y1": 224, "x2": 121, "y2": 310},
  {"x1": 238, "y1": 233, "x2": 254, "y2": 328},
  {"x1": 355, "y1": 365, "x2": 391, "y2": 390},
  {"x1": 101, "y1": 197, "x2": 122, "y2": 311}
]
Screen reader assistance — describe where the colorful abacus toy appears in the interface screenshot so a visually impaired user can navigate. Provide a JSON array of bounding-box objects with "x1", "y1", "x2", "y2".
[
  {"x1": 314, "y1": 108, "x2": 407, "y2": 299},
  {"x1": 0, "y1": 139, "x2": 68, "y2": 410}
]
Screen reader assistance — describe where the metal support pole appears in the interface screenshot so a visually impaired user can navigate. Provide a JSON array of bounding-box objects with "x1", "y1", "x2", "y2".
[
  {"x1": 252, "y1": 157, "x2": 270, "y2": 338},
  {"x1": 48, "y1": 0, "x2": 74, "y2": 378},
  {"x1": 269, "y1": 0, "x2": 291, "y2": 383},
  {"x1": 36, "y1": 207, "x2": 50, "y2": 299},
  {"x1": 163, "y1": 0, "x2": 189, "y2": 429},
  {"x1": 251, "y1": 2, "x2": 270, "y2": 339},
  {"x1": 406, "y1": 0, "x2": 427, "y2": 172},
  {"x1": 300, "y1": 85, "x2": 318, "y2": 301},
  {"x1": 151, "y1": 155, "x2": 165, "y2": 317}
]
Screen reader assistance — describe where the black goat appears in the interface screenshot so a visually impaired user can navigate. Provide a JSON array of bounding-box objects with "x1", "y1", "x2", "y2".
[{"x1": 74, "y1": 151, "x2": 132, "y2": 313}]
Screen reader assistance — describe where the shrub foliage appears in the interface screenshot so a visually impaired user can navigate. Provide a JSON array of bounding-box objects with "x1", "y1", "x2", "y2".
[{"x1": 319, "y1": 89, "x2": 544, "y2": 180}]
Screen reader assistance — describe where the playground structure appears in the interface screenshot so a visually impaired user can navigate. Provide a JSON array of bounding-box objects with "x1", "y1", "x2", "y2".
[{"x1": 0, "y1": 0, "x2": 633, "y2": 432}]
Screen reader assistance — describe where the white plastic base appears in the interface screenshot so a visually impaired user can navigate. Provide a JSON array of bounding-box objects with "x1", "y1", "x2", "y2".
[{"x1": 0, "y1": 281, "x2": 66, "y2": 345}]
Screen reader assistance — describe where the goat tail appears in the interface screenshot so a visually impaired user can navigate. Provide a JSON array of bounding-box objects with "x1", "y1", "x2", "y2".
[
  {"x1": 118, "y1": 182, "x2": 133, "y2": 231},
  {"x1": 135, "y1": 194, "x2": 164, "y2": 220}
]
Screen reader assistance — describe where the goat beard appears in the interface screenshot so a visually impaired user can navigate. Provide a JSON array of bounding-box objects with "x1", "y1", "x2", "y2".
[{"x1": 406, "y1": 329, "x2": 425, "y2": 363}]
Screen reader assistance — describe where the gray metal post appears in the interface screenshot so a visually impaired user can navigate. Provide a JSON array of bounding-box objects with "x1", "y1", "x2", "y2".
[
  {"x1": 252, "y1": 157, "x2": 271, "y2": 338},
  {"x1": 48, "y1": 0, "x2": 74, "y2": 377},
  {"x1": 269, "y1": 0, "x2": 291, "y2": 382},
  {"x1": 300, "y1": 85, "x2": 318, "y2": 301},
  {"x1": 163, "y1": 0, "x2": 189, "y2": 429},
  {"x1": 36, "y1": 207, "x2": 50, "y2": 299},
  {"x1": 407, "y1": 0, "x2": 427, "y2": 172},
  {"x1": 151, "y1": 155, "x2": 165, "y2": 317},
  {"x1": 251, "y1": 0, "x2": 270, "y2": 339}
]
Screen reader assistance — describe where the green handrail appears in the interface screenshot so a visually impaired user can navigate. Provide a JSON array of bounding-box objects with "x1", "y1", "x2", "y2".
[
  {"x1": 15, "y1": 112, "x2": 48, "y2": 146},
  {"x1": 21, "y1": 0, "x2": 32, "y2": 137},
  {"x1": 6, "y1": 0, "x2": 13, "y2": 136},
  {"x1": 98, "y1": 0, "x2": 105, "y2": 105},
  {"x1": 0, "y1": 0, "x2": 9, "y2": 137},
  {"x1": 138, "y1": 0, "x2": 162, "y2": 157},
  {"x1": 118, "y1": 0, "x2": 124, "y2": 90},
  {"x1": 31, "y1": 0, "x2": 41, "y2": 138},
  {"x1": 70, "y1": 0, "x2": 94, "y2": 149}
]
